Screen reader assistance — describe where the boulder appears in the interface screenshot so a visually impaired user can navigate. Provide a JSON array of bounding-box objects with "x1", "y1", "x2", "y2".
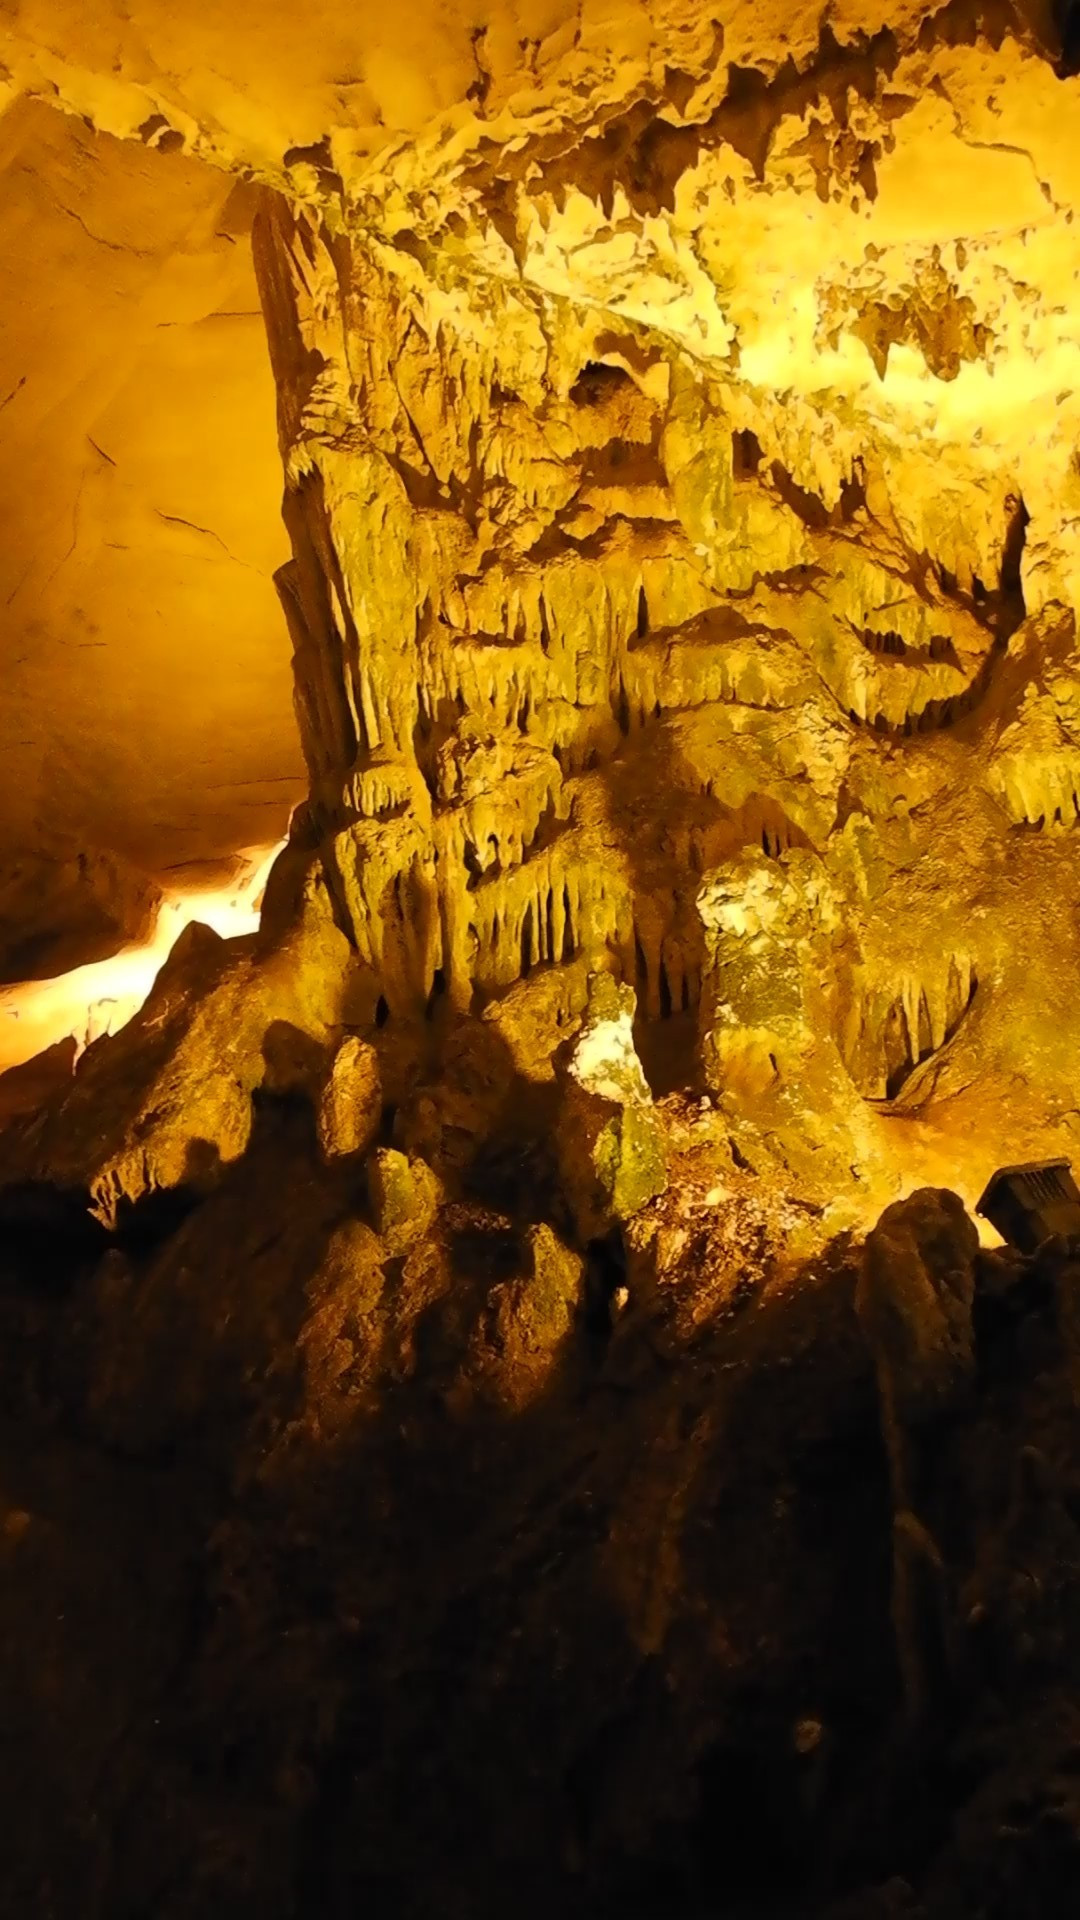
[
  {"x1": 0, "y1": 870, "x2": 355, "y2": 1229},
  {"x1": 316, "y1": 1035, "x2": 381, "y2": 1165},
  {"x1": 367, "y1": 1149, "x2": 440, "y2": 1251},
  {"x1": 479, "y1": 1223, "x2": 584, "y2": 1411},
  {"x1": 556, "y1": 972, "x2": 666, "y2": 1243},
  {"x1": 858, "y1": 1187, "x2": 978, "y2": 1427},
  {"x1": 857, "y1": 1187, "x2": 979, "y2": 1505}
]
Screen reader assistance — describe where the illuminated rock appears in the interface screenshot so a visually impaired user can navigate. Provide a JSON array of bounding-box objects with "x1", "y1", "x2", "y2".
[
  {"x1": 473, "y1": 1223, "x2": 585, "y2": 1411},
  {"x1": 557, "y1": 971, "x2": 666, "y2": 1242},
  {"x1": 697, "y1": 850, "x2": 838, "y2": 1101},
  {"x1": 4, "y1": 7, "x2": 1080, "y2": 1222},
  {"x1": 367, "y1": 1148, "x2": 441, "y2": 1250},
  {"x1": 0, "y1": 878, "x2": 354, "y2": 1229},
  {"x1": 0, "y1": 101, "x2": 302, "y2": 884},
  {"x1": 315, "y1": 1035, "x2": 382, "y2": 1166}
]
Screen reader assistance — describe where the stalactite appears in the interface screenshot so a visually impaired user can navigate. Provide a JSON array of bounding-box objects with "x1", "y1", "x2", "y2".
[{"x1": 248, "y1": 192, "x2": 1050, "y2": 1045}]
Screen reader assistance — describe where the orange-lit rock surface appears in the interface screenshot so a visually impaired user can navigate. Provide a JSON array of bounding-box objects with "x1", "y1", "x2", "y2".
[
  {"x1": 232, "y1": 4, "x2": 1080, "y2": 1224},
  {"x1": 3, "y1": 13, "x2": 1080, "y2": 1915},
  {"x1": 3, "y1": 1, "x2": 1080, "y2": 1212},
  {"x1": 0, "y1": 97, "x2": 303, "y2": 886}
]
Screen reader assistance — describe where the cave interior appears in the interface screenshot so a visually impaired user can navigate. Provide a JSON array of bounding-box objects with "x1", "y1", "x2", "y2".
[{"x1": 4, "y1": 4, "x2": 1080, "y2": 1916}]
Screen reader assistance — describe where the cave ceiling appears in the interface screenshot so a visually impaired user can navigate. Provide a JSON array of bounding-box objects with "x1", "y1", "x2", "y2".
[
  {"x1": 2, "y1": 2, "x2": 1080, "y2": 1205},
  {"x1": 0, "y1": 93, "x2": 303, "y2": 884}
]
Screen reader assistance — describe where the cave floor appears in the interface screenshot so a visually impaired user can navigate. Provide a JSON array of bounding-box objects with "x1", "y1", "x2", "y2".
[{"x1": 2, "y1": 1101, "x2": 1080, "y2": 1918}]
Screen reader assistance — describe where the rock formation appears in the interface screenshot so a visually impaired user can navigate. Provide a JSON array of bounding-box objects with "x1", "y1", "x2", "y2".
[
  {"x1": 2, "y1": 6, "x2": 1080, "y2": 1916},
  {"x1": 1, "y1": 4, "x2": 1080, "y2": 1216}
]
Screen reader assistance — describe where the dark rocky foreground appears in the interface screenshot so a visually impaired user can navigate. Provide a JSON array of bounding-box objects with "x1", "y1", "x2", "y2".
[{"x1": 2, "y1": 1094, "x2": 1080, "y2": 1920}]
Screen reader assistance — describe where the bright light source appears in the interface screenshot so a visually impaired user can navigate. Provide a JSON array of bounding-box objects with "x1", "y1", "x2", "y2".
[{"x1": 0, "y1": 839, "x2": 285, "y2": 1079}]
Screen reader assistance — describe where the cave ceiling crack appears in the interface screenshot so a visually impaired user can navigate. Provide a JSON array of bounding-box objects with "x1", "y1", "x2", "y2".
[
  {"x1": 927, "y1": 80, "x2": 1064, "y2": 214},
  {"x1": 11, "y1": 161, "x2": 157, "y2": 257},
  {"x1": 152, "y1": 509, "x2": 259, "y2": 572},
  {"x1": 36, "y1": 469, "x2": 86, "y2": 601}
]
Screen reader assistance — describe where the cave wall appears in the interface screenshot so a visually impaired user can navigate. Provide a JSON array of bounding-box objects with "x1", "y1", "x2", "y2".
[
  {"x1": 0, "y1": 95, "x2": 303, "y2": 885},
  {"x1": 2, "y1": 4, "x2": 1079, "y2": 904},
  {"x1": 4, "y1": 12, "x2": 1080, "y2": 1916},
  {"x1": 3, "y1": 3, "x2": 1080, "y2": 1200}
]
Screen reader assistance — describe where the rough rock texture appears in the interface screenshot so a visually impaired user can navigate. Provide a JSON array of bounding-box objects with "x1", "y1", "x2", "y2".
[
  {"x1": 4, "y1": 1103, "x2": 1080, "y2": 1918},
  {"x1": 0, "y1": 864, "x2": 357, "y2": 1228},
  {"x1": 367, "y1": 1147, "x2": 441, "y2": 1249},
  {"x1": 2, "y1": 5, "x2": 1080, "y2": 1216},
  {"x1": 557, "y1": 971, "x2": 667, "y2": 1240},
  {"x1": 315, "y1": 1033, "x2": 381, "y2": 1164},
  {"x1": 178, "y1": 1, "x2": 1072, "y2": 1219},
  {"x1": 4, "y1": 9, "x2": 1080, "y2": 1919}
]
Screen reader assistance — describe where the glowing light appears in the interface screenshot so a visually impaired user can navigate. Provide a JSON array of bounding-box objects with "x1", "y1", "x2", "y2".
[{"x1": 0, "y1": 840, "x2": 285, "y2": 1079}]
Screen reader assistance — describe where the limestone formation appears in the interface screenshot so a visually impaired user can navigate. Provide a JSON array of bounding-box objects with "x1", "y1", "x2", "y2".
[
  {"x1": 473, "y1": 1222, "x2": 586, "y2": 1410},
  {"x1": 315, "y1": 1034, "x2": 382, "y2": 1165},
  {"x1": 2, "y1": 11, "x2": 1080, "y2": 1918},
  {"x1": 0, "y1": 867, "x2": 355, "y2": 1228},
  {"x1": 227, "y1": 29, "x2": 1080, "y2": 1213},
  {"x1": 556, "y1": 972, "x2": 667, "y2": 1242},
  {"x1": 858, "y1": 1187, "x2": 979, "y2": 1453},
  {"x1": 0, "y1": 100, "x2": 303, "y2": 886},
  {"x1": 367, "y1": 1147, "x2": 441, "y2": 1250},
  {"x1": 0, "y1": 3, "x2": 1078, "y2": 1231}
]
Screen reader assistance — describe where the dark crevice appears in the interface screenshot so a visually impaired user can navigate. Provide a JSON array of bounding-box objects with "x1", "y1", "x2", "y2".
[
  {"x1": 731, "y1": 428, "x2": 762, "y2": 479},
  {"x1": 570, "y1": 361, "x2": 636, "y2": 407},
  {"x1": 879, "y1": 969, "x2": 979, "y2": 1103},
  {"x1": 770, "y1": 460, "x2": 832, "y2": 530}
]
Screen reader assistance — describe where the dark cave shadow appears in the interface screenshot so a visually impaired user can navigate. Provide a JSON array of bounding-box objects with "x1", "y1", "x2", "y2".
[
  {"x1": 278, "y1": 1215, "x2": 909, "y2": 1920},
  {"x1": 395, "y1": 996, "x2": 571, "y2": 1228},
  {"x1": 1, "y1": 1016, "x2": 905, "y2": 1919},
  {"x1": 261, "y1": 1015, "x2": 337, "y2": 1095},
  {"x1": 4, "y1": 1065, "x2": 1060, "y2": 1920},
  {"x1": 2, "y1": 1007, "x2": 1058, "y2": 1918}
]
